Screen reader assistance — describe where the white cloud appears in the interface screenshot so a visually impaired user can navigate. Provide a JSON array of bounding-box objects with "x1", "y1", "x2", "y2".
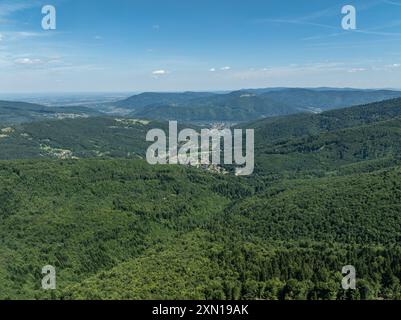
[
  {"x1": 382, "y1": 0, "x2": 401, "y2": 7},
  {"x1": 0, "y1": 2, "x2": 34, "y2": 19},
  {"x1": 0, "y1": 31, "x2": 46, "y2": 42},
  {"x1": 209, "y1": 68, "x2": 216, "y2": 72},
  {"x1": 152, "y1": 69, "x2": 167, "y2": 75},
  {"x1": 347, "y1": 68, "x2": 367, "y2": 73},
  {"x1": 220, "y1": 66, "x2": 231, "y2": 71},
  {"x1": 14, "y1": 58, "x2": 42, "y2": 65},
  {"x1": 375, "y1": 63, "x2": 401, "y2": 71},
  {"x1": 15, "y1": 31, "x2": 40, "y2": 37}
]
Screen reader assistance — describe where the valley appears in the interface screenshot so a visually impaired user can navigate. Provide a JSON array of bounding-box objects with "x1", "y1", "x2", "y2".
[
  {"x1": 4, "y1": 88, "x2": 401, "y2": 126},
  {"x1": 1, "y1": 92, "x2": 401, "y2": 299}
]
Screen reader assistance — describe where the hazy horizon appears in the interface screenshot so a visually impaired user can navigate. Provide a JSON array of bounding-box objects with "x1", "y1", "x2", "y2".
[{"x1": 2, "y1": 86, "x2": 401, "y2": 97}]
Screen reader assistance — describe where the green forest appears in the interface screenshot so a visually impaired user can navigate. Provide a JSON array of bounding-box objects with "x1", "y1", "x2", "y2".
[{"x1": 1, "y1": 98, "x2": 401, "y2": 300}]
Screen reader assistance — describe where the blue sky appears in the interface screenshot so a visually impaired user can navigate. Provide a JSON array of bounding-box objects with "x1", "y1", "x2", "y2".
[{"x1": 1, "y1": 0, "x2": 401, "y2": 93}]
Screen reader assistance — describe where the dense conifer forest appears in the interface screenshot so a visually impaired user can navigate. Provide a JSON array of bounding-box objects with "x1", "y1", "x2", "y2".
[{"x1": 1, "y1": 97, "x2": 401, "y2": 299}]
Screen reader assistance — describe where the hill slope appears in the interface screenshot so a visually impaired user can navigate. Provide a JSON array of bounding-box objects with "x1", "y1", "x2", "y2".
[
  {"x1": 247, "y1": 97, "x2": 401, "y2": 144},
  {"x1": 62, "y1": 165, "x2": 401, "y2": 300},
  {"x1": 2, "y1": 97, "x2": 401, "y2": 300},
  {"x1": 0, "y1": 117, "x2": 162, "y2": 160},
  {"x1": 0, "y1": 100, "x2": 101, "y2": 125},
  {"x1": 112, "y1": 88, "x2": 401, "y2": 123},
  {"x1": 1, "y1": 159, "x2": 400, "y2": 299}
]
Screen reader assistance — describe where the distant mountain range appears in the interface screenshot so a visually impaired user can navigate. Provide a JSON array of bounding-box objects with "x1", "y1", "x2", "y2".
[
  {"x1": 113, "y1": 88, "x2": 401, "y2": 122},
  {"x1": 2, "y1": 88, "x2": 401, "y2": 125},
  {"x1": 4, "y1": 88, "x2": 401, "y2": 124}
]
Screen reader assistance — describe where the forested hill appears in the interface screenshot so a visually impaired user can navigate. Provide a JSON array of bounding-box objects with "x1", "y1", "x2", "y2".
[
  {"x1": 2, "y1": 88, "x2": 401, "y2": 125},
  {"x1": 115, "y1": 91, "x2": 216, "y2": 109},
  {"x1": 245, "y1": 97, "x2": 401, "y2": 143},
  {"x1": 0, "y1": 117, "x2": 166, "y2": 160},
  {"x1": 0, "y1": 100, "x2": 101, "y2": 125},
  {"x1": 1, "y1": 159, "x2": 401, "y2": 300},
  {"x1": 1, "y1": 97, "x2": 401, "y2": 299},
  {"x1": 239, "y1": 98, "x2": 401, "y2": 175},
  {"x1": 128, "y1": 91, "x2": 296, "y2": 122},
  {"x1": 112, "y1": 88, "x2": 401, "y2": 122},
  {"x1": 62, "y1": 163, "x2": 401, "y2": 300},
  {"x1": 1, "y1": 97, "x2": 401, "y2": 165}
]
